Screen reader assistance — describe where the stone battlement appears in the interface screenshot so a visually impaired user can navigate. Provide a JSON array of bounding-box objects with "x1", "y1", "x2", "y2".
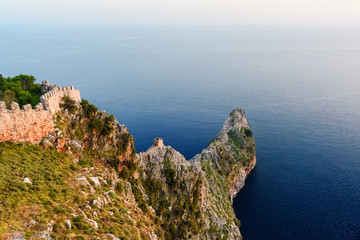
[
  {"x1": 0, "y1": 83, "x2": 81, "y2": 143},
  {"x1": 0, "y1": 101, "x2": 45, "y2": 112},
  {"x1": 0, "y1": 102, "x2": 54, "y2": 143},
  {"x1": 40, "y1": 85, "x2": 81, "y2": 113}
]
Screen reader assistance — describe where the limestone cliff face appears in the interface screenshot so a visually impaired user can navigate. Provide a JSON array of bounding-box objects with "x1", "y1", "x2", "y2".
[
  {"x1": 192, "y1": 108, "x2": 256, "y2": 199},
  {"x1": 137, "y1": 108, "x2": 256, "y2": 239},
  {"x1": 44, "y1": 106, "x2": 135, "y2": 164}
]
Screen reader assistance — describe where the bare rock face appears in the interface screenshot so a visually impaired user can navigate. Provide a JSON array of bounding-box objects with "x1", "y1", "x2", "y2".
[
  {"x1": 137, "y1": 108, "x2": 256, "y2": 240},
  {"x1": 192, "y1": 108, "x2": 256, "y2": 199}
]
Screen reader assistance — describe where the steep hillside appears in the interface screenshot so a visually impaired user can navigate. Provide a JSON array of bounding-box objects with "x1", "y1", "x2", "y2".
[{"x1": 0, "y1": 97, "x2": 255, "y2": 240}]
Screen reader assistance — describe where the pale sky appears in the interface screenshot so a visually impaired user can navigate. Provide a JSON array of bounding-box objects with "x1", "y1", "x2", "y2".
[{"x1": 1, "y1": 0, "x2": 360, "y2": 24}]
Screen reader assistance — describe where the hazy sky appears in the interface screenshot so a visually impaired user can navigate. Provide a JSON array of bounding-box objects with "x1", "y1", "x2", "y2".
[{"x1": 1, "y1": 0, "x2": 360, "y2": 24}]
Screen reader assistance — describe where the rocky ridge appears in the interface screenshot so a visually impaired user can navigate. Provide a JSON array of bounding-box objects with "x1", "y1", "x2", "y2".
[
  {"x1": 137, "y1": 108, "x2": 256, "y2": 239},
  {"x1": 0, "y1": 84, "x2": 255, "y2": 239}
]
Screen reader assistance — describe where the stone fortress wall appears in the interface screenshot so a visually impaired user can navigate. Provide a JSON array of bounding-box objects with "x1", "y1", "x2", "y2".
[
  {"x1": 41, "y1": 85, "x2": 81, "y2": 113},
  {"x1": 0, "y1": 102, "x2": 54, "y2": 143},
  {"x1": 0, "y1": 82, "x2": 81, "y2": 143}
]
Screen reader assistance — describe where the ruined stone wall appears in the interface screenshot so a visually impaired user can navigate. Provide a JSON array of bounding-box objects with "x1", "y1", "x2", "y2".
[
  {"x1": 0, "y1": 102, "x2": 55, "y2": 143},
  {"x1": 0, "y1": 84, "x2": 81, "y2": 143},
  {"x1": 40, "y1": 86, "x2": 81, "y2": 113}
]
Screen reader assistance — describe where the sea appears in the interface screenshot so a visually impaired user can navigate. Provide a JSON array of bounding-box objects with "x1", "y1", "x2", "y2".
[{"x1": 1, "y1": 24, "x2": 359, "y2": 240}]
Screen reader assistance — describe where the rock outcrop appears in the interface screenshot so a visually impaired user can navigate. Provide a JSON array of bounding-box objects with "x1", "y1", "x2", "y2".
[{"x1": 137, "y1": 108, "x2": 256, "y2": 239}]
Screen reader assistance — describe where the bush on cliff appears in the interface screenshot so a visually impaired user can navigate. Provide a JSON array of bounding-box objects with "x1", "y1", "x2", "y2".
[
  {"x1": 81, "y1": 99, "x2": 98, "y2": 118},
  {"x1": 0, "y1": 74, "x2": 41, "y2": 108},
  {"x1": 244, "y1": 128, "x2": 253, "y2": 137},
  {"x1": 77, "y1": 99, "x2": 116, "y2": 137},
  {"x1": 87, "y1": 114, "x2": 115, "y2": 136},
  {"x1": 60, "y1": 94, "x2": 77, "y2": 114}
]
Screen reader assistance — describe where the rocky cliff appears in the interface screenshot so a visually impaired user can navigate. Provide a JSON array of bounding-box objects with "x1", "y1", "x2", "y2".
[
  {"x1": 0, "y1": 87, "x2": 255, "y2": 239},
  {"x1": 137, "y1": 108, "x2": 255, "y2": 239}
]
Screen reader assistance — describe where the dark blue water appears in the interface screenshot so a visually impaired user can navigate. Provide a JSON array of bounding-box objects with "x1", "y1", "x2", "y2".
[{"x1": 1, "y1": 24, "x2": 360, "y2": 239}]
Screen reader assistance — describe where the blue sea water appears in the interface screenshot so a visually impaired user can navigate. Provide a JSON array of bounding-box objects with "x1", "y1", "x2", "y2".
[{"x1": 1, "y1": 24, "x2": 360, "y2": 239}]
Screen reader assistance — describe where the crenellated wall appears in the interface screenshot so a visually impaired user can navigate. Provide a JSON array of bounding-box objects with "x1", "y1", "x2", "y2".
[
  {"x1": 0, "y1": 102, "x2": 55, "y2": 143},
  {"x1": 0, "y1": 84, "x2": 81, "y2": 143},
  {"x1": 40, "y1": 85, "x2": 81, "y2": 113}
]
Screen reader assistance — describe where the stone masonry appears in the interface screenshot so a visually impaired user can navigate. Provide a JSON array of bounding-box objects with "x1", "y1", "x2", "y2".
[
  {"x1": 0, "y1": 102, "x2": 54, "y2": 143},
  {"x1": 41, "y1": 86, "x2": 81, "y2": 113},
  {"x1": 154, "y1": 137, "x2": 164, "y2": 147},
  {"x1": 0, "y1": 84, "x2": 81, "y2": 143}
]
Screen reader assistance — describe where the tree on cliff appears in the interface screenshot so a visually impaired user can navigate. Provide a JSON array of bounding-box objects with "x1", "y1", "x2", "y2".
[
  {"x1": 0, "y1": 74, "x2": 5, "y2": 86},
  {"x1": 60, "y1": 95, "x2": 77, "y2": 114},
  {"x1": 0, "y1": 74, "x2": 41, "y2": 108},
  {"x1": 12, "y1": 74, "x2": 36, "y2": 91}
]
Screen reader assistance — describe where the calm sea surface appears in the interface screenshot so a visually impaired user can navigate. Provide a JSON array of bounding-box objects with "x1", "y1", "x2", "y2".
[{"x1": 1, "y1": 24, "x2": 360, "y2": 239}]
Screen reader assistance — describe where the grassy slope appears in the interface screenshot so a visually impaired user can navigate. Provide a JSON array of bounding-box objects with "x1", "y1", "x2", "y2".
[
  {"x1": 0, "y1": 142, "x2": 157, "y2": 239},
  {"x1": 0, "y1": 143, "x2": 77, "y2": 235}
]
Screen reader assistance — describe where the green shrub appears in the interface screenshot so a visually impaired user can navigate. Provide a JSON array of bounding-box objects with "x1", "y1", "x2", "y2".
[
  {"x1": 53, "y1": 204, "x2": 66, "y2": 214},
  {"x1": 0, "y1": 74, "x2": 41, "y2": 108},
  {"x1": 164, "y1": 167, "x2": 176, "y2": 189},
  {"x1": 81, "y1": 99, "x2": 98, "y2": 118},
  {"x1": 116, "y1": 133, "x2": 132, "y2": 155},
  {"x1": 88, "y1": 118, "x2": 104, "y2": 133},
  {"x1": 158, "y1": 200, "x2": 170, "y2": 214},
  {"x1": 234, "y1": 217, "x2": 241, "y2": 227},
  {"x1": 244, "y1": 129, "x2": 253, "y2": 137},
  {"x1": 69, "y1": 164, "x2": 77, "y2": 171},
  {"x1": 105, "y1": 114, "x2": 115, "y2": 124},
  {"x1": 102, "y1": 115, "x2": 115, "y2": 136},
  {"x1": 72, "y1": 215, "x2": 90, "y2": 230},
  {"x1": 74, "y1": 236, "x2": 85, "y2": 240},
  {"x1": 189, "y1": 220, "x2": 199, "y2": 234},
  {"x1": 131, "y1": 180, "x2": 148, "y2": 213},
  {"x1": 116, "y1": 182, "x2": 124, "y2": 194},
  {"x1": 119, "y1": 166, "x2": 131, "y2": 180},
  {"x1": 119, "y1": 207, "x2": 128, "y2": 214},
  {"x1": 60, "y1": 95, "x2": 77, "y2": 114},
  {"x1": 17, "y1": 91, "x2": 32, "y2": 106},
  {"x1": 77, "y1": 154, "x2": 93, "y2": 167},
  {"x1": 86, "y1": 109, "x2": 114, "y2": 136}
]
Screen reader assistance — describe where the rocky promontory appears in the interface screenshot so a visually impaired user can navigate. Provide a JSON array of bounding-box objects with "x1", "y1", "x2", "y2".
[
  {"x1": 138, "y1": 108, "x2": 256, "y2": 239},
  {"x1": 0, "y1": 78, "x2": 255, "y2": 239}
]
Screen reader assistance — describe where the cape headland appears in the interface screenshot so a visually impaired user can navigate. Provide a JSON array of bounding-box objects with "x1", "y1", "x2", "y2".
[{"x1": 0, "y1": 78, "x2": 255, "y2": 240}]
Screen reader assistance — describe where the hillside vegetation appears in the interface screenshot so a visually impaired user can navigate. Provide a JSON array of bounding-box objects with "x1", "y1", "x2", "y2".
[{"x1": 0, "y1": 74, "x2": 41, "y2": 108}]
